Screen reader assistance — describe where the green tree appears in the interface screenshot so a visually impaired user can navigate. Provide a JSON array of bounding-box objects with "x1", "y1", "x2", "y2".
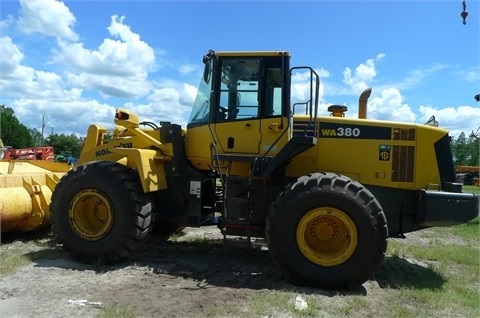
[
  {"x1": 45, "y1": 133, "x2": 83, "y2": 158},
  {"x1": 0, "y1": 105, "x2": 33, "y2": 148},
  {"x1": 452, "y1": 132, "x2": 467, "y2": 165},
  {"x1": 452, "y1": 131, "x2": 480, "y2": 166},
  {"x1": 29, "y1": 128, "x2": 44, "y2": 146},
  {"x1": 465, "y1": 133, "x2": 479, "y2": 166}
]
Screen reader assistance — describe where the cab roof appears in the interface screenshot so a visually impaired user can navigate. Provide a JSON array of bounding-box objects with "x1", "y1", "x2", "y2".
[{"x1": 214, "y1": 51, "x2": 290, "y2": 57}]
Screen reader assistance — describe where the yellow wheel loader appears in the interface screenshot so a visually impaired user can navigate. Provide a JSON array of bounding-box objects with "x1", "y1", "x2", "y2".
[
  {"x1": 0, "y1": 160, "x2": 70, "y2": 234},
  {"x1": 50, "y1": 50, "x2": 479, "y2": 288}
]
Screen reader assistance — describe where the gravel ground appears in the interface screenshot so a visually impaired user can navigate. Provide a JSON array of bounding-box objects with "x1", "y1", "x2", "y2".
[{"x1": 0, "y1": 226, "x2": 437, "y2": 318}]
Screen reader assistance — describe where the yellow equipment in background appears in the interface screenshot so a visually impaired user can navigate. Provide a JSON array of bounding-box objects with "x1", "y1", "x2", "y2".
[{"x1": 0, "y1": 160, "x2": 70, "y2": 233}]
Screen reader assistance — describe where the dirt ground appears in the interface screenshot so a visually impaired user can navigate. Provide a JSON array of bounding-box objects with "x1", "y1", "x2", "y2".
[{"x1": 0, "y1": 226, "x2": 434, "y2": 318}]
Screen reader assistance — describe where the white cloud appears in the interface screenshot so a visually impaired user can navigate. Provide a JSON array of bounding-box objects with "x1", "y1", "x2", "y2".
[
  {"x1": 0, "y1": 14, "x2": 15, "y2": 28},
  {"x1": 121, "y1": 82, "x2": 197, "y2": 127},
  {"x1": 367, "y1": 87, "x2": 416, "y2": 122},
  {"x1": 0, "y1": 37, "x2": 24, "y2": 74},
  {"x1": 18, "y1": 0, "x2": 78, "y2": 42},
  {"x1": 183, "y1": 83, "x2": 198, "y2": 104},
  {"x1": 419, "y1": 105, "x2": 480, "y2": 138},
  {"x1": 343, "y1": 53, "x2": 385, "y2": 92},
  {"x1": 178, "y1": 64, "x2": 197, "y2": 75},
  {"x1": 396, "y1": 63, "x2": 449, "y2": 90},
  {"x1": 66, "y1": 71, "x2": 151, "y2": 98},
  {"x1": 0, "y1": 8, "x2": 169, "y2": 136},
  {"x1": 0, "y1": 35, "x2": 114, "y2": 136},
  {"x1": 0, "y1": 36, "x2": 71, "y2": 100},
  {"x1": 57, "y1": 15, "x2": 155, "y2": 76},
  {"x1": 56, "y1": 15, "x2": 155, "y2": 98},
  {"x1": 11, "y1": 97, "x2": 115, "y2": 136},
  {"x1": 454, "y1": 66, "x2": 480, "y2": 84}
]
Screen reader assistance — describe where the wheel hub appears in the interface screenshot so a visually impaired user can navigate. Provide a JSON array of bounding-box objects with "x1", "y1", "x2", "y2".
[
  {"x1": 68, "y1": 189, "x2": 114, "y2": 241},
  {"x1": 309, "y1": 217, "x2": 340, "y2": 245},
  {"x1": 297, "y1": 207, "x2": 358, "y2": 267}
]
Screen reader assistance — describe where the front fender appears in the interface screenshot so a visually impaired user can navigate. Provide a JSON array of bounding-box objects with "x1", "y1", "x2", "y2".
[{"x1": 110, "y1": 148, "x2": 170, "y2": 193}]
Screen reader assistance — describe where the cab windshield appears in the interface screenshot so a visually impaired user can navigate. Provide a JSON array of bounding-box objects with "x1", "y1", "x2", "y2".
[{"x1": 188, "y1": 70, "x2": 212, "y2": 124}]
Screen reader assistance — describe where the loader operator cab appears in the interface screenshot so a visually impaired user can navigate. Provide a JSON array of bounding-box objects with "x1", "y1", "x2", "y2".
[
  {"x1": 189, "y1": 50, "x2": 288, "y2": 126},
  {"x1": 187, "y1": 50, "x2": 318, "y2": 164}
]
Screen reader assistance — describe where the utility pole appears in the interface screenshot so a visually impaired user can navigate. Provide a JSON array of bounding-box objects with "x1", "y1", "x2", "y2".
[
  {"x1": 0, "y1": 107, "x2": 2, "y2": 142},
  {"x1": 0, "y1": 107, "x2": 4, "y2": 159},
  {"x1": 0, "y1": 108, "x2": 3, "y2": 152},
  {"x1": 41, "y1": 115, "x2": 45, "y2": 146}
]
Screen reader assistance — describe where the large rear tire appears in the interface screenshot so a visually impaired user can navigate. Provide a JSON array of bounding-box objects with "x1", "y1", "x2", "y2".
[
  {"x1": 266, "y1": 172, "x2": 388, "y2": 288},
  {"x1": 50, "y1": 161, "x2": 153, "y2": 263}
]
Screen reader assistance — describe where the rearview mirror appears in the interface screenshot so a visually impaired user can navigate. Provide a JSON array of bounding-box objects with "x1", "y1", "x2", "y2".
[{"x1": 203, "y1": 60, "x2": 211, "y2": 83}]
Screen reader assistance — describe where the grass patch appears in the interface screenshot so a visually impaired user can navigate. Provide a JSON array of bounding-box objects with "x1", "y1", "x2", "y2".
[
  {"x1": 463, "y1": 185, "x2": 479, "y2": 194},
  {"x1": 168, "y1": 232, "x2": 220, "y2": 254},
  {"x1": 203, "y1": 290, "x2": 331, "y2": 317},
  {"x1": 167, "y1": 230, "x2": 184, "y2": 241},
  {"x1": 389, "y1": 238, "x2": 478, "y2": 265},
  {"x1": 380, "y1": 218, "x2": 480, "y2": 317},
  {"x1": 450, "y1": 217, "x2": 479, "y2": 241},
  {"x1": 0, "y1": 248, "x2": 34, "y2": 277},
  {"x1": 0, "y1": 231, "x2": 62, "y2": 278},
  {"x1": 96, "y1": 304, "x2": 136, "y2": 318}
]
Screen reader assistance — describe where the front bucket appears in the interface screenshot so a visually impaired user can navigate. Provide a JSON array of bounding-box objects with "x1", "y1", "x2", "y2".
[{"x1": 0, "y1": 160, "x2": 70, "y2": 234}]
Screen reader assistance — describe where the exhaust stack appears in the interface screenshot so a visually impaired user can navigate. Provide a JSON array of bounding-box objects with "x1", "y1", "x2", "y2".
[{"x1": 358, "y1": 88, "x2": 372, "y2": 119}]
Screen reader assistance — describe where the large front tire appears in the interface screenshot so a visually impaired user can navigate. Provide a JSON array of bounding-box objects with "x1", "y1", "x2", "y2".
[
  {"x1": 50, "y1": 161, "x2": 153, "y2": 263},
  {"x1": 266, "y1": 172, "x2": 388, "y2": 288}
]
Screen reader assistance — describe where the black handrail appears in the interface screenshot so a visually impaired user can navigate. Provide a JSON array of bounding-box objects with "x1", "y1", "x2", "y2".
[{"x1": 290, "y1": 66, "x2": 320, "y2": 136}]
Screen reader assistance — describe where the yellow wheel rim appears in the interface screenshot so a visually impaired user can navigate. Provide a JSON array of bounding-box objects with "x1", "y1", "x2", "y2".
[
  {"x1": 68, "y1": 189, "x2": 114, "y2": 241},
  {"x1": 296, "y1": 207, "x2": 358, "y2": 267}
]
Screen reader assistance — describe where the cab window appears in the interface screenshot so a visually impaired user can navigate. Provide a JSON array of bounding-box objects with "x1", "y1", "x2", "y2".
[
  {"x1": 218, "y1": 59, "x2": 260, "y2": 121},
  {"x1": 265, "y1": 68, "x2": 283, "y2": 117}
]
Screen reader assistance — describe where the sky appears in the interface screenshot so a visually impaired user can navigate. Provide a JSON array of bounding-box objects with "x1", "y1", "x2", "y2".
[{"x1": 0, "y1": 0, "x2": 479, "y2": 140}]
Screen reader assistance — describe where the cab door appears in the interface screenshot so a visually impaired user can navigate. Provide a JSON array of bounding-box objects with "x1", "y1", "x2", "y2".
[
  {"x1": 213, "y1": 59, "x2": 262, "y2": 154},
  {"x1": 212, "y1": 56, "x2": 290, "y2": 155},
  {"x1": 214, "y1": 120, "x2": 261, "y2": 153}
]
